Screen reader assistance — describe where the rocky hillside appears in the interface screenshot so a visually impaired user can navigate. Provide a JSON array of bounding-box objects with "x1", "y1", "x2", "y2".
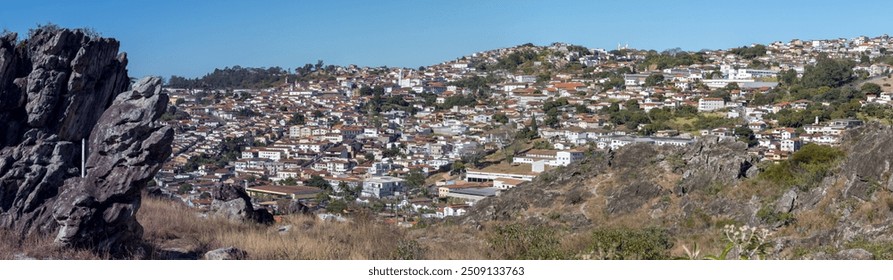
[
  {"x1": 455, "y1": 125, "x2": 893, "y2": 259},
  {"x1": 0, "y1": 27, "x2": 172, "y2": 256}
]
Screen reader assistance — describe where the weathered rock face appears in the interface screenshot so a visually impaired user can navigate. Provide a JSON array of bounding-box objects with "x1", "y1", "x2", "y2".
[
  {"x1": 0, "y1": 27, "x2": 171, "y2": 256},
  {"x1": 837, "y1": 124, "x2": 893, "y2": 199},
  {"x1": 53, "y1": 77, "x2": 173, "y2": 253},
  {"x1": 676, "y1": 136, "x2": 761, "y2": 195}
]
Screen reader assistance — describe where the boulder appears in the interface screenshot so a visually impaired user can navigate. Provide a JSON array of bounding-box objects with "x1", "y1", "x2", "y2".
[
  {"x1": 204, "y1": 247, "x2": 248, "y2": 260},
  {"x1": 210, "y1": 184, "x2": 274, "y2": 224},
  {"x1": 774, "y1": 188, "x2": 798, "y2": 213}
]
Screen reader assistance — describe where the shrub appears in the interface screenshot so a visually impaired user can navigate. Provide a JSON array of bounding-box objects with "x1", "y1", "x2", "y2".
[
  {"x1": 846, "y1": 239, "x2": 893, "y2": 260},
  {"x1": 756, "y1": 204, "x2": 795, "y2": 226},
  {"x1": 488, "y1": 223, "x2": 567, "y2": 259},
  {"x1": 394, "y1": 240, "x2": 425, "y2": 260},
  {"x1": 758, "y1": 144, "x2": 843, "y2": 190},
  {"x1": 586, "y1": 227, "x2": 673, "y2": 260}
]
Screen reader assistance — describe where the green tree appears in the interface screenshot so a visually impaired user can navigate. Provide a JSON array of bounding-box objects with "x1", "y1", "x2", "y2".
[
  {"x1": 734, "y1": 127, "x2": 758, "y2": 147},
  {"x1": 305, "y1": 175, "x2": 332, "y2": 190},
  {"x1": 326, "y1": 199, "x2": 347, "y2": 213},
  {"x1": 644, "y1": 73, "x2": 665, "y2": 87},
  {"x1": 860, "y1": 55, "x2": 871, "y2": 65},
  {"x1": 492, "y1": 112, "x2": 509, "y2": 124},
  {"x1": 724, "y1": 82, "x2": 740, "y2": 91},
  {"x1": 729, "y1": 45, "x2": 767, "y2": 59},
  {"x1": 778, "y1": 69, "x2": 798, "y2": 86},
  {"x1": 287, "y1": 113, "x2": 305, "y2": 125},
  {"x1": 451, "y1": 160, "x2": 466, "y2": 174},
  {"x1": 528, "y1": 116, "x2": 540, "y2": 136},
  {"x1": 544, "y1": 114, "x2": 560, "y2": 128},
  {"x1": 280, "y1": 177, "x2": 298, "y2": 186},
  {"x1": 404, "y1": 168, "x2": 427, "y2": 190},
  {"x1": 800, "y1": 56, "x2": 855, "y2": 88},
  {"x1": 861, "y1": 83, "x2": 882, "y2": 95},
  {"x1": 178, "y1": 183, "x2": 193, "y2": 194}
]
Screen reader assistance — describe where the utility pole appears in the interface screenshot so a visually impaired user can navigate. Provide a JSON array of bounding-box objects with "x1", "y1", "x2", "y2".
[{"x1": 81, "y1": 138, "x2": 85, "y2": 178}]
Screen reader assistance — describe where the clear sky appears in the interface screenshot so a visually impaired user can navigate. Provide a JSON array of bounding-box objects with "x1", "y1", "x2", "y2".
[{"x1": 3, "y1": 0, "x2": 891, "y2": 79}]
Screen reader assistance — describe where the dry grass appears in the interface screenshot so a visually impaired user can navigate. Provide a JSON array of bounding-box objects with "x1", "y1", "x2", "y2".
[
  {"x1": 1, "y1": 196, "x2": 491, "y2": 260},
  {"x1": 139, "y1": 197, "x2": 425, "y2": 259},
  {"x1": 0, "y1": 229, "x2": 103, "y2": 260}
]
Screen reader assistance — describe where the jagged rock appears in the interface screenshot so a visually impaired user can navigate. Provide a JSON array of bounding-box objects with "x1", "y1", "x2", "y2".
[
  {"x1": 606, "y1": 180, "x2": 663, "y2": 215},
  {"x1": 53, "y1": 76, "x2": 173, "y2": 254},
  {"x1": 210, "y1": 184, "x2": 274, "y2": 224},
  {"x1": 676, "y1": 136, "x2": 760, "y2": 195},
  {"x1": 0, "y1": 27, "x2": 171, "y2": 257},
  {"x1": 834, "y1": 248, "x2": 873, "y2": 260},
  {"x1": 838, "y1": 124, "x2": 893, "y2": 196},
  {"x1": 775, "y1": 188, "x2": 798, "y2": 213},
  {"x1": 204, "y1": 247, "x2": 248, "y2": 260}
]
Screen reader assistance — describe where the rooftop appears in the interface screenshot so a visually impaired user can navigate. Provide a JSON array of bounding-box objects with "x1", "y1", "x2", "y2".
[{"x1": 468, "y1": 162, "x2": 551, "y2": 175}]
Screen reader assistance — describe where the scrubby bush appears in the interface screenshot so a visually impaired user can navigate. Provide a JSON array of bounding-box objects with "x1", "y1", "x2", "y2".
[
  {"x1": 759, "y1": 144, "x2": 843, "y2": 190},
  {"x1": 488, "y1": 223, "x2": 568, "y2": 259},
  {"x1": 585, "y1": 227, "x2": 673, "y2": 260}
]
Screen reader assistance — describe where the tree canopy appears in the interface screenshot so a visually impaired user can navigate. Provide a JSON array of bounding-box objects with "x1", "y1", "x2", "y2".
[
  {"x1": 800, "y1": 56, "x2": 855, "y2": 88},
  {"x1": 168, "y1": 66, "x2": 288, "y2": 89}
]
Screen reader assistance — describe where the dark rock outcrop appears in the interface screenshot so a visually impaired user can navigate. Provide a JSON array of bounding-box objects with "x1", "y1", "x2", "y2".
[
  {"x1": 0, "y1": 27, "x2": 172, "y2": 256},
  {"x1": 53, "y1": 76, "x2": 173, "y2": 253},
  {"x1": 210, "y1": 184, "x2": 274, "y2": 224}
]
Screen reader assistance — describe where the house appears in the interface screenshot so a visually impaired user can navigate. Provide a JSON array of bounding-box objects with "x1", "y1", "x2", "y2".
[
  {"x1": 780, "y1": 138, "x2": 802, "y2": 152},
  {"x1": 623, "y1": 74, "x2": 649, "y2": 86},
  {"x1": 698, "y1": 98, "x2": 725, "y2": 112},
  {"x1": 361, "y1": 176, "x2": 405, "y2": 198},
  {"x1": 493, "y1": 178, "x2": 526, "y2": 189},
  {"x1": 511, "y1": 149, "x2": 583, "y2": 167},
  {"x1": 439, "y1": 205, "x2": 470, "y2": 217}
]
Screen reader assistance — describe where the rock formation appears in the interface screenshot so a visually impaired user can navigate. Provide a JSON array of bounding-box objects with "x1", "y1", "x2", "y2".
[
  {"x1": 210, "y1": 184, "x2": 274, "y2": 224},
  {"x1": 0, "y1": 26, "x2": 172, "y2": 256},
  {"x1": 204, "y1": 247, "x2": 249, "y2": 260}
]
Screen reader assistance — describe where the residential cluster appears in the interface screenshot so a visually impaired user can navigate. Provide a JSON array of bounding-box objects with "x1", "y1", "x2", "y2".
[{"x1": 153, "y1": 34, "x2": 893, "y2": 224}]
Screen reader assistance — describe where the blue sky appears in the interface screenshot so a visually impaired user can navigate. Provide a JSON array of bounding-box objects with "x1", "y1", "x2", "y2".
[{"x1": 3, "y1": 0, "x2": 892, "y2": 79}]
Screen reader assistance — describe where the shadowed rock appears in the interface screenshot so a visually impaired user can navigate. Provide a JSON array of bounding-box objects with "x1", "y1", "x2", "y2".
[
  {"x1": 210, "y1": 184, "x2": 274, "y2": 224},
  {"x1": 0, "y1": 27, "x2": 172, "y2": 257},
  {"x1": 53, "y1": 76, "x2": 173, "y2": 254}
]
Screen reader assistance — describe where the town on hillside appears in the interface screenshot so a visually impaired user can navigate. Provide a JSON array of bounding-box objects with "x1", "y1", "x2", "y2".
[{"x1": 153, "y1": 35, "x2": 893, "y2": 226}]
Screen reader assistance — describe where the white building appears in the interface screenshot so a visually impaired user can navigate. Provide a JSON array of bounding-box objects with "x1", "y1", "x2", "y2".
[
  {"x1": 698, "y1": 98, "x2": 725, "y2": 112},
  {"x1": 780, "y1": 139, "x2": 801, "y2": 152},
  {"x1": 361, "y1": 176, "x2": 405, "y2": 198},
  {"x1": 512, "y1": 149, "x2": 583, "y2": 167}
]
